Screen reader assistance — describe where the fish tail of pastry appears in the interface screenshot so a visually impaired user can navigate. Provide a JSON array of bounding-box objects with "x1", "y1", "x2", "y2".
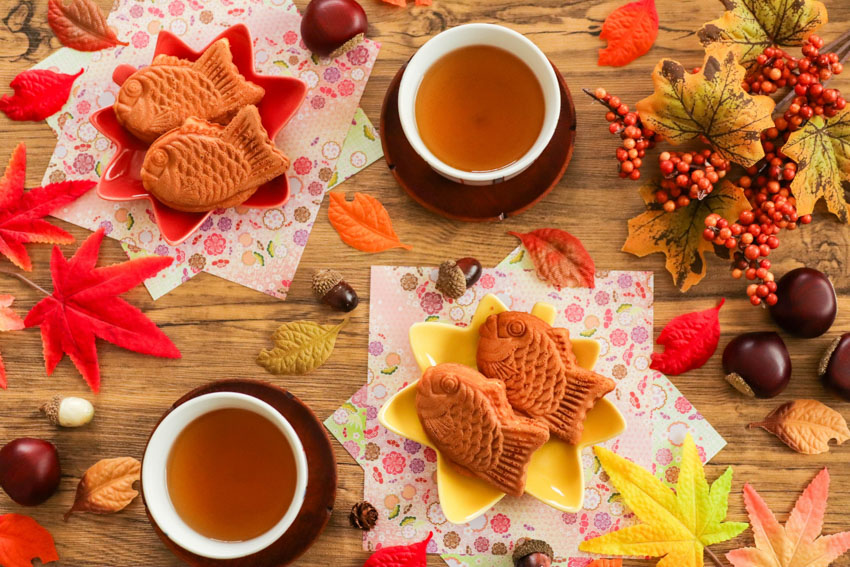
[
  {"x1": 486, "y1": 421, "x2": 549, "y2": 497},
  {"x1": 542, "y1": 369, "x2": 616, "y2": 445},
  {"x1": 223, "y1": 105, "x2": 290, "y2": 179},
  {"x1": 193, "y1": 39, "x2": 265, "y2": 107}
]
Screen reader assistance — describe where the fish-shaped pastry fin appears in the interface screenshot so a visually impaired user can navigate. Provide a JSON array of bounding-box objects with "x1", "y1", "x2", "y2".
[
  {"x1": 416, "y1": 363, "x2": 549, "y2": 497},
  {"x1": 477, "y1": 311, "x2": 615, "y2": 445},
  {"x1": 193, "y1": 39, "x2": 264, "y2": 109},
  {"x1": 222, "y1": 104, "x2": 290, "y2": 178}
]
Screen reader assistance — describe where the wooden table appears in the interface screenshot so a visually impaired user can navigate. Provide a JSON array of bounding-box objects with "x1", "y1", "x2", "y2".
[{"x1": 1, "y1": 1, "x2": 850, "y2": 565}]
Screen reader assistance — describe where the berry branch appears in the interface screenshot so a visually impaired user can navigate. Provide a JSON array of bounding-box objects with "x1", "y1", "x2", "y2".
[{"x1": 588, "y1": 31, "x2": 850, "y2": 306}]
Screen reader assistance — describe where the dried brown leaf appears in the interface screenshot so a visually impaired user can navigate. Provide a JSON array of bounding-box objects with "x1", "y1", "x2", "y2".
[
  {"x1": 65, "y1": 457, "x2": 140, "y2": 520},
  {"x1": 749, "y1": 399, "x2": 850, "y2": 454}
]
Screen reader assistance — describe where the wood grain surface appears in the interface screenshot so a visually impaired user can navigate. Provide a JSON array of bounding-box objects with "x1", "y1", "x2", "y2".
[{"x1": 1, "y1": 1, "x2": 850, "y2": 566}]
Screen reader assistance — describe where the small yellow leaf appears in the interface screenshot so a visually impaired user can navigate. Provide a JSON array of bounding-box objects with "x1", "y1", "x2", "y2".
[
  {"x1": 257, "y1": 320, "x2": 347, "y2": 375},
  {"x1": 749, "y1": 399, "x2": 850, "y2": 454},
  {"x1": 636, "y1": 46, "x2": 775, "y2": 167},
  {"x1": 65, "y1": 457, "x2": 140, "y2": 520}
]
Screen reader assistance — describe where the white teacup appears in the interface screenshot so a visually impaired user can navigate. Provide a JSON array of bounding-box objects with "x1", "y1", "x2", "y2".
[
  {"x1": 398, "y1": 23, "x2": 560, "y2": 186},
  {"x1": 142, "y1": 392, "x2": 308, "y2": 559}
]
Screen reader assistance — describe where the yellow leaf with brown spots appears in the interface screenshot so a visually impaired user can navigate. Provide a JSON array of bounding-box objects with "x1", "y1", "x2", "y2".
[
  {"x1": 782, "y1": 110, "x2": 850, "y2": 223},
  {"x1": 698, "y1": 0, "x2": 827, "y2": 72},
  {"x1": 636, "y1": 47, "x2": 775, "y2": 167},
  {"x1": 623, "y1": 181, "x2": 751, "y2": 292}
]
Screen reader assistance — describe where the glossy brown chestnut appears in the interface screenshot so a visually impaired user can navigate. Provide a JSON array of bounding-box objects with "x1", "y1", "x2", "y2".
[
  {"x1": 0, "y1": 438, "x2": 61, "y2": 506},
  {"x1": 722, "y1": 332, "x2": 791, "y2": 398},
  {"x1": 300, "y1": 0, "x2": 368, "y2": 56},
  {"x1": 768, "y1": 267, "x2": 836, "y2": 338},
  {"x1": 820, "y1": 332, "x2": 850, "y2": 400},
  {"x1": 456, "y1": 257, "x2": 483, "y2": 289}
]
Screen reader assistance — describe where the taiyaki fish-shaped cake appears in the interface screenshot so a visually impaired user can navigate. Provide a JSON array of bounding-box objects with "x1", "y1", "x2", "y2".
[
  {"x1": 141, "y1": 105, "x2": 289, "y2": 212},
  {"x1": 416, "y1": 363, "x2": 549, "y2": 497},
  {"x1": 477, "y1": 312, "x2": 616, "y2": 445},
  {"x1": 114, "y1": 38, "x2": 265, "y2": 143}
]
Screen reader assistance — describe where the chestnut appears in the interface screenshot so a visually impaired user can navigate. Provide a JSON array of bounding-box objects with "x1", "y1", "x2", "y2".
[
  {"x1": 0, "y1": 438, "x2": 61, "y2": 506},
  {"x1": 300, "y1": 0, "x2": 368, "y2": 57},
  {"x1": 820, "y1": 332, "x2": 850, "y2": 400},
  {"x1": 768, "y1": 267, "x2": 836, "y2": 338},
  {"x1": 722, "y1": 332, "x2": 791, "y2": 398},
  {"x1": 456, "y1": 257, "x2": 483, "y2": 289}
]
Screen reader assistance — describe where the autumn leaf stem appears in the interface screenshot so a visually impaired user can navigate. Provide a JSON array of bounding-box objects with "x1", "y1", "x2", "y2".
[
  {"x1": 705, "y1": 547, "x2": 727, "y2": 567},
  {"x1": 0, "y1": 269, "x2": 50, "y2": 296}
]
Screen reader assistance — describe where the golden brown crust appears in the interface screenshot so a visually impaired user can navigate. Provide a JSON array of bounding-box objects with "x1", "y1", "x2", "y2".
[
  {"x1": 114, "y1": 38, "x2": 264, "y2": 144},
  {"x1": 477, "y1": 311, "x2": 615, "y2": 445},
  {"x1": 416, "y1": 363, "x2": 548, "y2": 497},
  {"x1": 141, "y1": 106, "x2": 288, "y2": 213}
]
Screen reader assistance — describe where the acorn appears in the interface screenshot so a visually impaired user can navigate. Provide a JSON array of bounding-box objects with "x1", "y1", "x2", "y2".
[
  {"x1": 512, "y1": 539, "x2": 553, "y2": 567},
  {"x1": 435, "y1": 257, "x2": 483, "y2": 299},
  {"x1": 312, "y1": 269, "x2": 359, "y2": 312},
  {"x1": 40, "y1": 396, "x2": 94, "y2": 428}
]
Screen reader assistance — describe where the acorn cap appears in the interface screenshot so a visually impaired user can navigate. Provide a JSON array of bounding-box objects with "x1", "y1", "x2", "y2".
[
  {"x1": 512, "y1": 539, "x2": 553, "y2": 565},
  {"x1": 40, "y1": 395, "x2": 62, "y2": 426},
  {"x1": 435, "y1": 260, "x2": 466, "y2": 299},
  {"x1": 312, "y1": 269, "x2": 343, "y2": 299}
]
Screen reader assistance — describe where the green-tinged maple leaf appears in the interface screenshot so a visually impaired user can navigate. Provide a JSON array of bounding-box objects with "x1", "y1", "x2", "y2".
[
  {"x1": 727, "y1": 469, "x2": 850, "y2": 567},
  {"x1": 636, "y1": 46, "x2": 775, "y2": 167},
  {"x1": 698, "y1": 0, "x2": 827, "y2": 71},
  {"x1": 580, "y1": 434, "x2": 748, "y2": 567},
  {"x1": 257, "y1": 320, "x2": 347, "y2": 375},
  {"x1": 623, "y1": 181, "x2": 751, "y2": 292},
  {"x1": 782, "y1": 110, "x2": 850, "y2": 223}
]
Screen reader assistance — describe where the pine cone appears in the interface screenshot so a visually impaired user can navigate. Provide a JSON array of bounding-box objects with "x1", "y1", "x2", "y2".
[
  {"x1": 435, "y1": 260, "x2": 466, "y2": 299},
  {"x1": 349, "y1": 500, "x2": 378, "y2": 531}
]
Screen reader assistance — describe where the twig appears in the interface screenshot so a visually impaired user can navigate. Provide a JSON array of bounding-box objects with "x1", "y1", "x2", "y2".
[
  {"x1": 706, "y1": 547, "x2": 727, "y2": 567},
  {"x1": 0, "y1": 269, "x2": 50, "y2": 296}
]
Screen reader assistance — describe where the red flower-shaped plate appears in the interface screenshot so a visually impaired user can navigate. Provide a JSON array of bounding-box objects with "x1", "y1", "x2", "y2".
[{"x1": 90, "y1": 24, "x2": 307, "y2": 245}]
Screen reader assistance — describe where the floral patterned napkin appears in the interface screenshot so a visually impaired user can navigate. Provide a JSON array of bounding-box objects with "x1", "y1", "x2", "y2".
[
  {"x1": 39, "y1": 0, "x2": 382, "y2": 300},
  {"x1": 325, "y1": 249, "x2": 725, "y2": 564}
]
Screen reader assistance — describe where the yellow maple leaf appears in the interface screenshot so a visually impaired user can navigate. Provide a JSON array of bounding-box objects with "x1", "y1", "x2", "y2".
[
  {"x1": 579, "y1": 434, "x2": 748, "y2": 567},
  {"x1": 698, "y1": 0, "x2": 827, "y2": 71},
  {"x1": 636, "y1": 46, "x2": 775, "y2": 167},
  {"x1": 782, "y1": 109, "x2": 850, "y2": 224},
  {"x1": 622, "y1": 180, "x2": 752, "y2": 292}
]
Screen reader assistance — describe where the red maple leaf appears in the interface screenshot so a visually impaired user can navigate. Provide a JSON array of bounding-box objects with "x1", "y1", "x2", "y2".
[
  {"x1": 24, "y1": 229, "x2": 181, "y2": 392},
  {"x1": 0, "y1": 294, "x2": 25, "y2": 389},
  {"x1": 0, "y1": 143, "x2": 95, "y2": 271},
  {"x1": 0, "y1": 513, "x2": 59, "y2": 567}
]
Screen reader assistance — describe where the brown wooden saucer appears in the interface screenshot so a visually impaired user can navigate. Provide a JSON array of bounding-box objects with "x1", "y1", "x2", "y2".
[
  {"x1": 141, "y1": 379, "x2": 337, "y2": 567},
  {"x1": 380, "y1": 60, "x2": 577, "y2": 222}
]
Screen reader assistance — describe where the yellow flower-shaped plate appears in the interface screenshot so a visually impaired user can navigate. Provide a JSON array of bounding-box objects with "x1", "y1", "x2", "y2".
[{"x1": 378, "y1": 294, "x2": 626, "y2": 524}]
